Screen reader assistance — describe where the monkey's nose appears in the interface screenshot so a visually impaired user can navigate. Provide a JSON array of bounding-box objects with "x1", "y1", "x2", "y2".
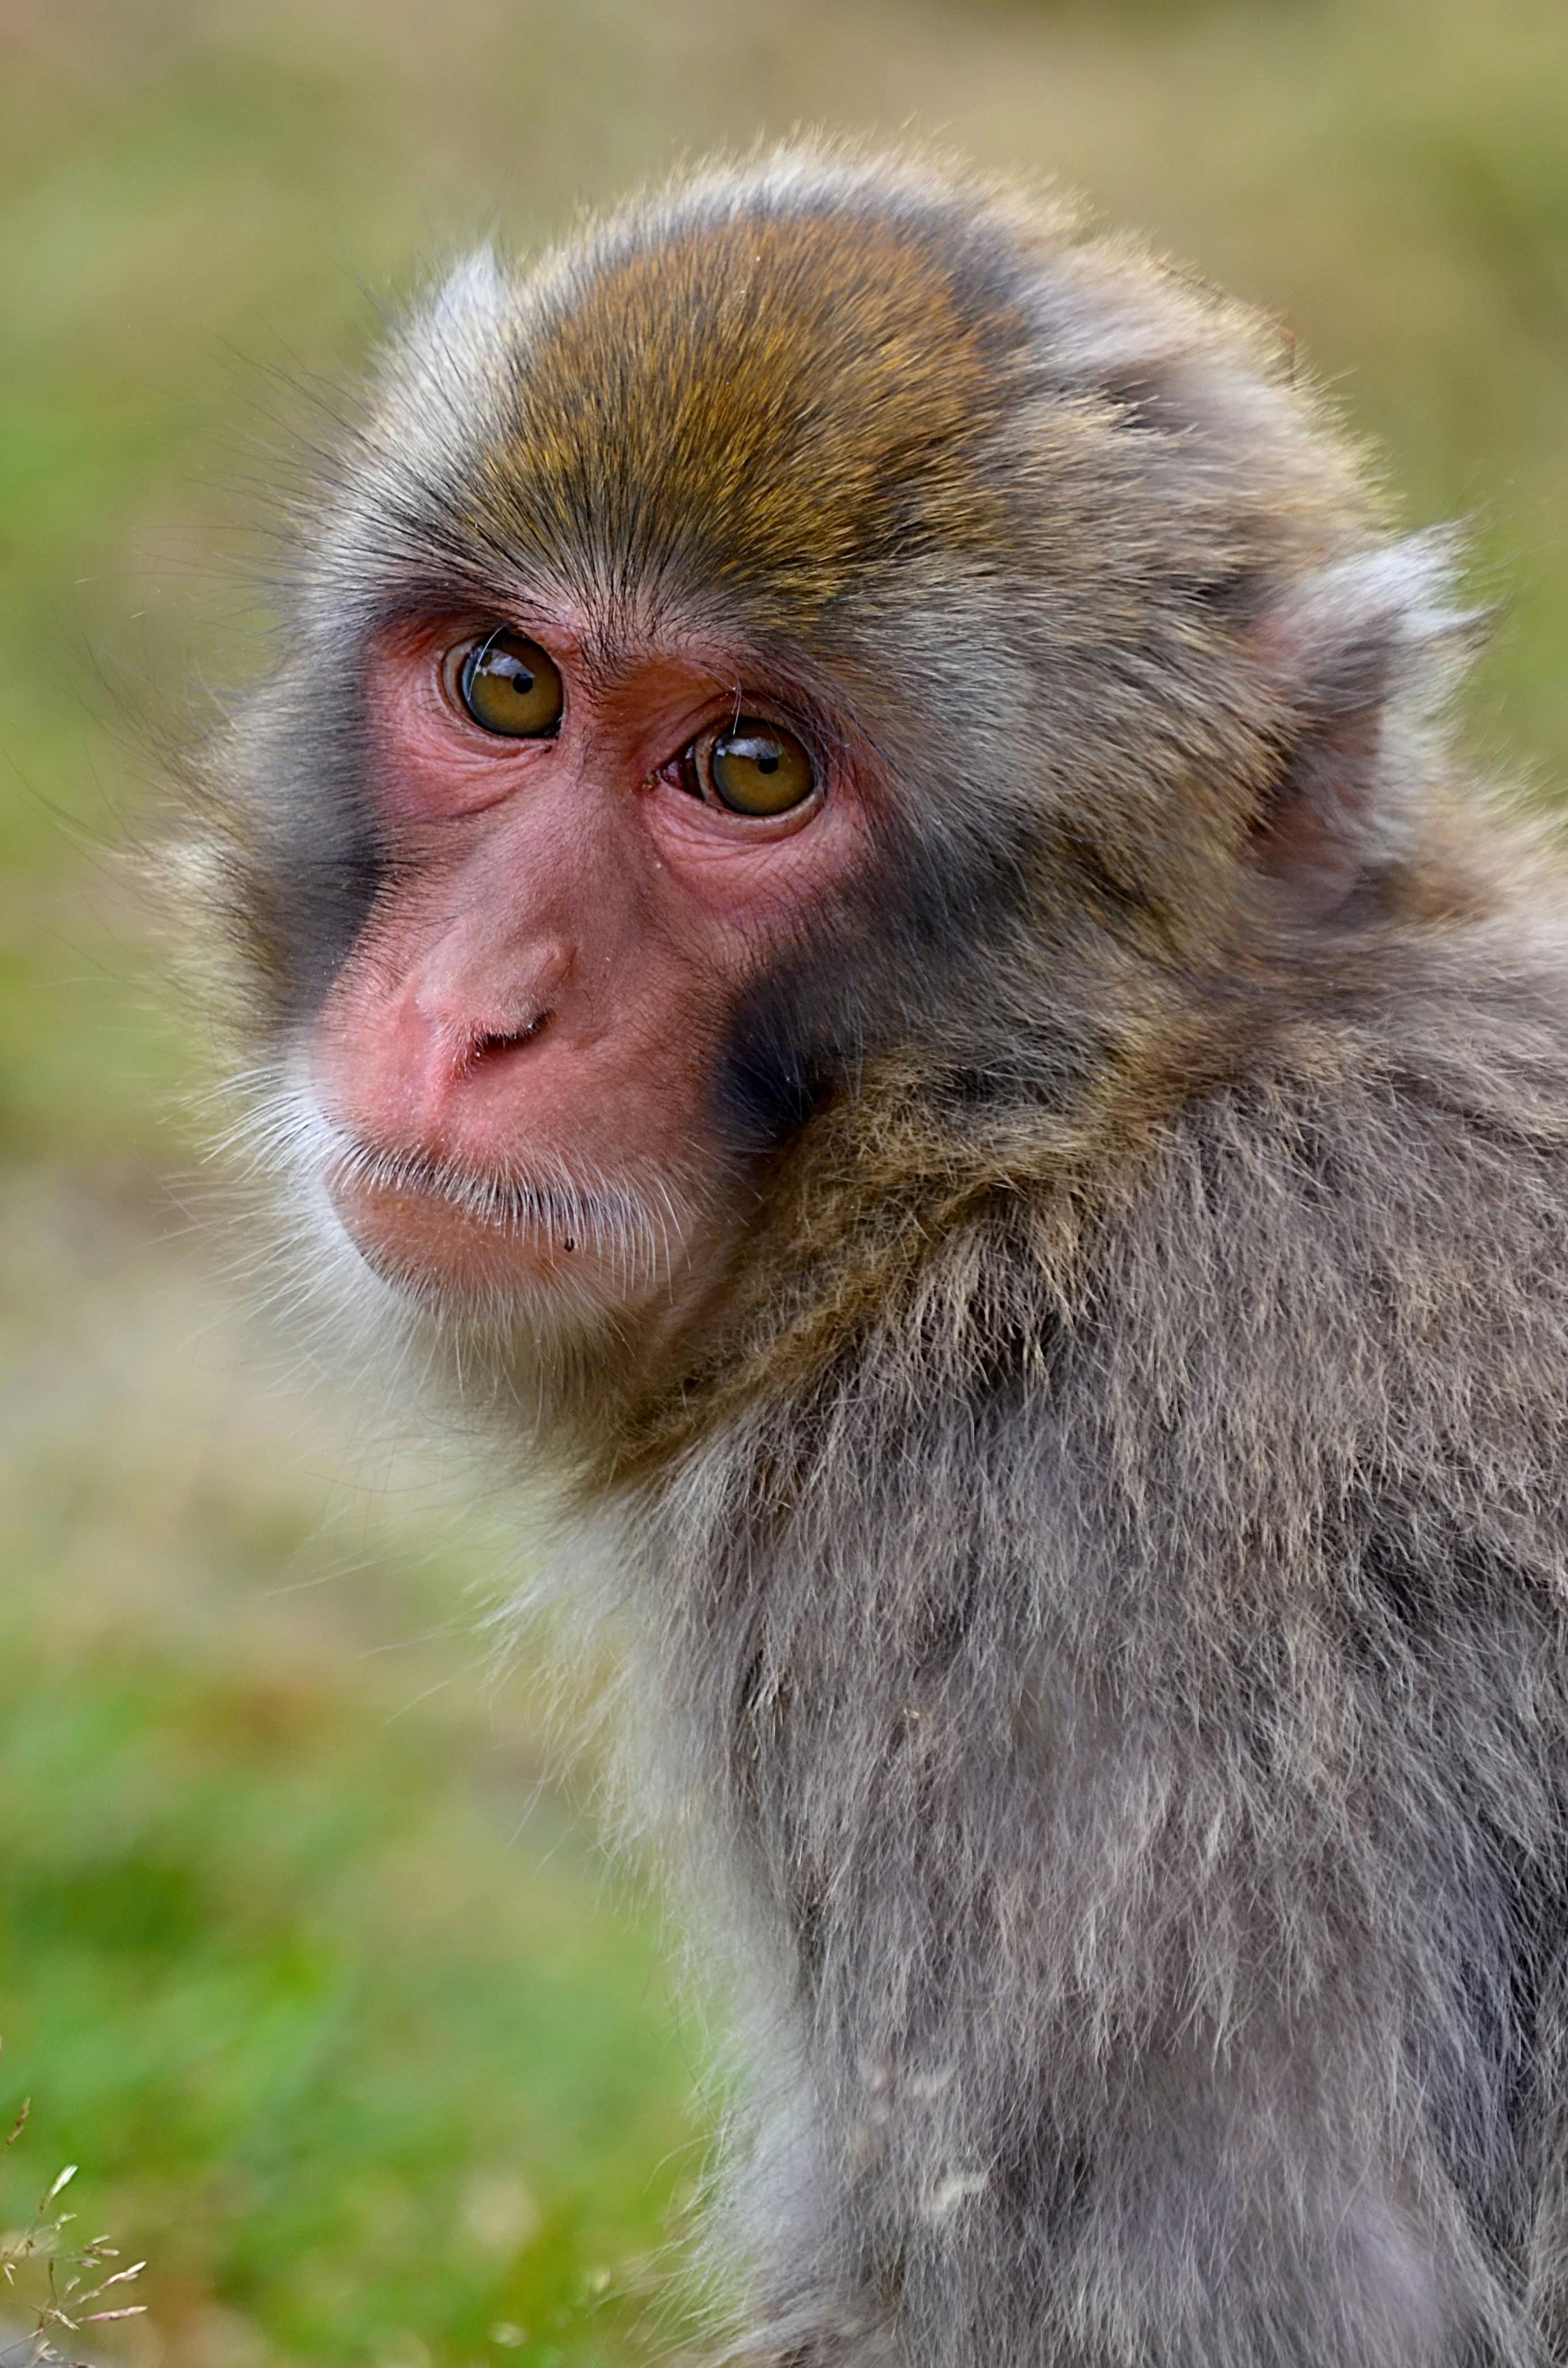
[{"x1": 410, "y1": 936, "x2": 575, "y2": 1083}]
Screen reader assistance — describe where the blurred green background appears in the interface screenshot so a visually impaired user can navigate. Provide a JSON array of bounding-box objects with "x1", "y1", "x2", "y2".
[{"x1": 0, "y1": 0, "x2": 1565, "y2": 2362}]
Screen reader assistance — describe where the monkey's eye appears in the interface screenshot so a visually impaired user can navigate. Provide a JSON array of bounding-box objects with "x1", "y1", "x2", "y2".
[
  {"x1": 699, "y1": 719, "x2": 817, "y2": 816},
  {"x1": 452, "y1": 629, "x2": 564, "y2": 739}
]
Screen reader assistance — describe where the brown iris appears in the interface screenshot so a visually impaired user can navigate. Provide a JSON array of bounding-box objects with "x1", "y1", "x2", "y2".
[
  {"x1": 702, "y1": 719, "x2": 816, "y2": 816},
  {"x1": 454, "y1": 629, "x2": 564, "y2": 738}
]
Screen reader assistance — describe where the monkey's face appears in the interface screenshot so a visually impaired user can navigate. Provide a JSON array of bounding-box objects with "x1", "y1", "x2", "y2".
[{"x1": 303, "y1": 605, "x2": 873, "y2": 1330}]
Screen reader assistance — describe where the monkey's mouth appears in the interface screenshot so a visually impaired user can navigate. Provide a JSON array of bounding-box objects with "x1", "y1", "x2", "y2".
[{"x1": 304, "y1": 1105, "x2": 689, "y2": 1311}]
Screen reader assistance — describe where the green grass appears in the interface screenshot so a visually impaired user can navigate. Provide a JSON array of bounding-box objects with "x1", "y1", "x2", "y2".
[
  {"x1": 1, "y1": 1, "x2": 1565, "y2": 2362},
  {"x1": 0, "y1": 1624, "x2": 690, "y2": 2367}
]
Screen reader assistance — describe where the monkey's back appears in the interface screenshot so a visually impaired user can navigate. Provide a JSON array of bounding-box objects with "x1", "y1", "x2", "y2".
[{"x1": 1017, "y1": 906, "x2": 1568, "y2": 2357}]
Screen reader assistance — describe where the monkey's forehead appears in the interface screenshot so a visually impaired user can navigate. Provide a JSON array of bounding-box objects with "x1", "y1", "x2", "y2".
[
  {"x1": 350, "y1": 157, "x2": 1362, "y2": 643},
  {"x1": 483, "y1": 198, "x2": 1031, "y2": 624}
]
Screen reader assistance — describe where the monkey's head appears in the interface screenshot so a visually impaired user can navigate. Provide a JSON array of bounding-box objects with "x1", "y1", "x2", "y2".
[{"x1": 199, "y1": 147, "x2": 1475, "y2": 1450}]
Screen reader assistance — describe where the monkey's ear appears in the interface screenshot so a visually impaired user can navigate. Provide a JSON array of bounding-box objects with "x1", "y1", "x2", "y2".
[{"x1": 1248, "y1": 534, "x2": 1486, "y2": 922}]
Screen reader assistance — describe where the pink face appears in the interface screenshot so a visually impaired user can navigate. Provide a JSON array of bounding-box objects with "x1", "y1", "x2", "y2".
[{"x1": 308, "y1": 608, "x2": 873, "y2": 1321}]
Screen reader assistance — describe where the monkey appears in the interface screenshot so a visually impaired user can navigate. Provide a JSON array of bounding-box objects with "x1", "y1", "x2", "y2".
[{"x1": 182, "y1": 142, "x2": 1568, "y2": 2366}]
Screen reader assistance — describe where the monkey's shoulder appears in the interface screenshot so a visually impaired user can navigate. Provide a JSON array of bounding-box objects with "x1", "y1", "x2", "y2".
[{"x1": 1071, "y1": 942, "x2": 1568, "y2": 1576}]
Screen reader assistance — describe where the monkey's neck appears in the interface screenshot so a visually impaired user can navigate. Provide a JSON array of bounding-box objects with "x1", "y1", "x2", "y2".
[{"x1": 592, "y1": 1012, "x2": 1240, "y2": 1490}]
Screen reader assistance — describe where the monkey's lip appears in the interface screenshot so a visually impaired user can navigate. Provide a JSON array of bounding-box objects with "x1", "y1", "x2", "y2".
[{"x1": 321, "y1": 1128, "x2": 621, "y2": 1242}]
